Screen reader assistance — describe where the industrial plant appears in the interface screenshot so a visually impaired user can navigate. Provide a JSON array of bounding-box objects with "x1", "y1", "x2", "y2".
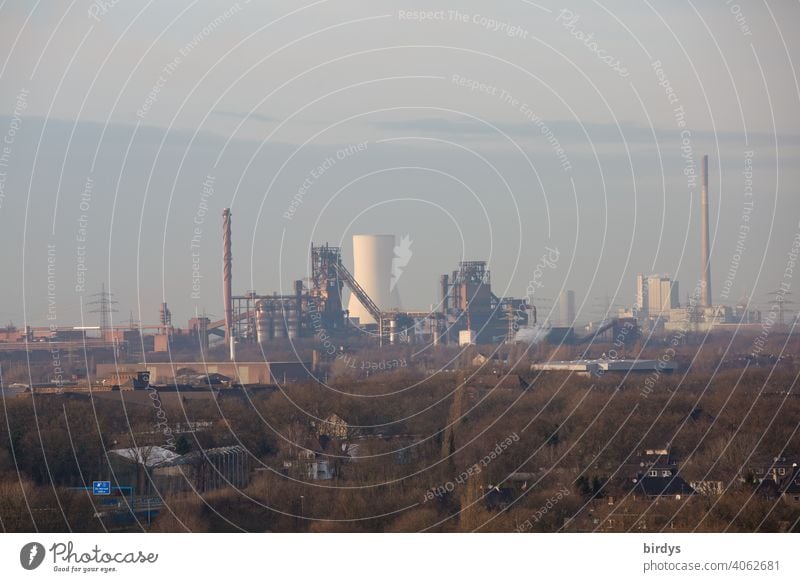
[
  {"x1": 220, "y1": 213, "x2": 536, "y2": 355},
  {"x1": 621, "y1": 155, "x2": 763, "y2": 333},
  {"x1": 0, "y1": 153, "x2": 791, "y2": 383}
]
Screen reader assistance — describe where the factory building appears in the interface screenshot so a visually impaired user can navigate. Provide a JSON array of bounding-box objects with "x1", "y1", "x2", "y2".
[
  {"x1": 637, "y1": 155, "x2": 745, "y2": 333},
  {"x1": 440, "y1": 261, "x2": 531, "y2": 345},
  {"x1": 665, "y1": 305, "x2": 731, "y2": 332},
  {"x1": 95, "y1": 361, "x2": 311, "y2": 386},
  {"x1": 647, "y1": 275, "x2": 680, "y2": 318},
  {"x1": 635, "y1": 274, "x2": 648, "y2": 318},
  {"x1": 8, "y1": 210, "x2": 537, "y2": 361},
  {"x1": 214, "y1": 208, "x2": 529, "y2": 349}
]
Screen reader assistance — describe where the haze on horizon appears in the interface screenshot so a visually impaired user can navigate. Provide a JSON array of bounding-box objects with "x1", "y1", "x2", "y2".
[{"x1": 0, "y1": 0, "x2": 798, "y2": 329}]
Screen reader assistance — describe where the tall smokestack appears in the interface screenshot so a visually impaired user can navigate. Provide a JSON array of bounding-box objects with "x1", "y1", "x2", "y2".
[
  {"x1": 700, "y1": 155, "x2": 712, "y2": 308},
  {"x1": 222, "y1": 208, "x2": 233, "y2": 349},
  {"x1": 440, "y1": 274, "x2": 449, "y2": 315}
]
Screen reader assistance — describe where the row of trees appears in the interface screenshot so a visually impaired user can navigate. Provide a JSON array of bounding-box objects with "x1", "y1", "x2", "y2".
[{"x1": 1, "y1": 331, "x2": 798, "y2": 532}]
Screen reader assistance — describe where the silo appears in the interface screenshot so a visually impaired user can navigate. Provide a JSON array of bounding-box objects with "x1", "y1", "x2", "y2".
[{"x1": 347, "y1": 234, "x2": 402, "y2": 324}]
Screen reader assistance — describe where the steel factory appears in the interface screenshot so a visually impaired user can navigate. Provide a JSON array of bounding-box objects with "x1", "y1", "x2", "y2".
[
  {"x1": 219, "y1": 211, "x2": 536, "y2": 357},
  {"x1": 0, "y1": 207, "x2": 538, "y2": 374},
  {"x1": 1, "y1": 152, "x2": 792, "y2": 384}
]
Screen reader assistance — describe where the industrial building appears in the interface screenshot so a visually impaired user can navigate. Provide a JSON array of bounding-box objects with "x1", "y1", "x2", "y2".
[
  {"x1": 647, "y1": 275, "x2": 680, "y2": 318},
  {"x1": 223, "y1": 228, "x2": 407, "y2": 349},
  {"x1": 14, "y1": 154, "x2": 773, "y2": 368},
  {"x1": 531, "y1": 359, "x2": 677, "y2": 376},
  {"x1": 438, "y1": 260, "x2": 532, "y2": 345},
  {"x1": 3, "y1": 151, "x2": 795, "y2": 377},
  {"x1": 635, "y1": 274, "x2": 648, "y2": 318},
  {"x1": 215, "y1": 211, "x2": 533, "y2": 352},
  {"x1": 95, "y1": 361, "x2": 311, "y2": 386},
  {"x1": 630, "y1": 155, "x2": 767, "y2": 333},
  {"x1": 6, "y1": 157, "x2": 746, "y2": 364}
]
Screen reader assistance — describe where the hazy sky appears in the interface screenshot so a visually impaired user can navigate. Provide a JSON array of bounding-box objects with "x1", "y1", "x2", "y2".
[{"x1": 1, "y1": 0, "x2": 798, "y2": 328}]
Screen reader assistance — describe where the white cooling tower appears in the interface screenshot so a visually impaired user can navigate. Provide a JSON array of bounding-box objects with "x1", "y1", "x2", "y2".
[{"x1": 348, "y1": 234, "x2": 402, "y2": 325}]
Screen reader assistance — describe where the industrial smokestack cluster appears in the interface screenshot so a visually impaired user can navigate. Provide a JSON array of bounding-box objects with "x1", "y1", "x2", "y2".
[
  {"x1": 700, "y1": 155, "x2": 712, "y2": 308},
  {"x1": 213, "y1": 220, "x2": 529, "y2": 351}
]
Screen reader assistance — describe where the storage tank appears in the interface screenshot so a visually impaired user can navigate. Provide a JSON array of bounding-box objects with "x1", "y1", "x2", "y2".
[{"x1": 347, "y1": 234, "x2": 402, "y2": 324}]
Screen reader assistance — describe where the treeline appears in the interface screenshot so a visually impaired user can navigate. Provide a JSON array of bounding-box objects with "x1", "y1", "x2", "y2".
[{"x1": 1, "y1": 362, "x2": 799, "y2": 532}]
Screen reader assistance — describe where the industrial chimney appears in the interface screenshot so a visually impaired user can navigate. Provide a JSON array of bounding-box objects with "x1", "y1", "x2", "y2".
[
  {"x1": 700, "y1": 155, "x2": 712, "y2": 308},
  {"x1": 222, "y1": 208, "x2": 233, "y2": 353},
  {"x1": 440, "y1": 274, "x2": 449, "y2": 315}
]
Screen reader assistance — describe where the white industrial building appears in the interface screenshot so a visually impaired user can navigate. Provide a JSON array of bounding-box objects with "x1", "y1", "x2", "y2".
[{"x1": 647, "y1": 275, "x2": 679, "y2": 317}]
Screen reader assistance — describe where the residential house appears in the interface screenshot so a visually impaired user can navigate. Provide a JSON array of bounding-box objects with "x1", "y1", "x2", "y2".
[{"x1": 627, "y1": 448, "x2": 695, "y2": 500}]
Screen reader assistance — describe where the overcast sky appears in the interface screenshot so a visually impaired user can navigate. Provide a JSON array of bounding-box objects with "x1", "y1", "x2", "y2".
[{"x1": 1, "y1": 0, "x2": 798, "y2": 328}]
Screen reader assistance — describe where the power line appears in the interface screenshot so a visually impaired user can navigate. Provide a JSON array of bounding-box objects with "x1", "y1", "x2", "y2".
[{"x1": 87, "y1": 283, "x2": 118, "y2": 336}]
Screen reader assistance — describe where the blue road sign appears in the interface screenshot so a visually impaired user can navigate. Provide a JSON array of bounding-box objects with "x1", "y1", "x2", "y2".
[{"x1": 92, "y1": 481, "x2": 111, "y2": 495}]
